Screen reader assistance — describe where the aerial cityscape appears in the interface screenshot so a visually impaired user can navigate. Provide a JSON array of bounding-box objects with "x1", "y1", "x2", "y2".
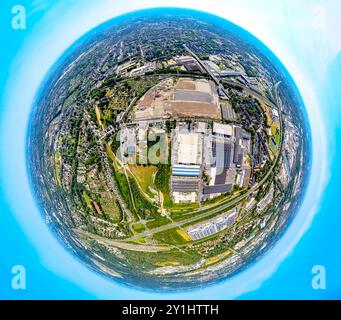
[{"x1": 27, "y1": 9, "x2": 310, "y2": 289}]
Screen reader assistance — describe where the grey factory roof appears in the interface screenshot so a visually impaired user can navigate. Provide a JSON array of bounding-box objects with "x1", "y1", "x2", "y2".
[
  {"x1": 242, "y1": 131, "x2": 251, "y2": 140},
  {"x1": 203, "y1": 184, "x2": 233, "y2": 195},
  {"x1": 215, "y1": 171, "x2": 226, "y2": 185},
  {"x1": 221, "y1": 103, "x2": 236, "y2": 120},
  {"x1": 174, "y1": 90, "x2": 213, "y2": 103},
  {"x1": 235, "y1": 126, "x2": 251, "y2": 140},
  {"x1": 184, "y1": 62, "x2": 201, "y2": 72},
  {"x1": 213, "y1": 141, "x2": 232, "y2": 169},
  {"x1": 171, "y1": 178, "x2": 200, "y2": 192},
  {"x1": 233, "y1": 144, "x2": 242, "y2": 162}
]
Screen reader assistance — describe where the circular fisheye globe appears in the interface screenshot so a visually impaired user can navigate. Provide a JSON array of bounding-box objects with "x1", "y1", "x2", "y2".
[{"x1": 27, "y1": 8, "x2": 311, "y2": 290}]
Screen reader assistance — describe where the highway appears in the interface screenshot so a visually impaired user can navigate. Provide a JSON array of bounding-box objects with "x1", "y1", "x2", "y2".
[
  {"x1": 100, "y1": 96, "x2": 138, "y2": 141},
  {"x1": 74, "y1": 229, "x2": 170, "y2": 252},
  {"x1": 83, "y1": 111, "x2": 135, "y2": 224},
  {"x1": 122, "y1": 80, "x2": 284, "y2": 242},
  {"x1": 104, "y1": 47, "x2": 285, "y2": 242},
  {"x1": 184, "y1": 44, "x2": 278, "y2": 111},
  {"x1": 183, "y1": 45, "x2": 231, "y2": 99},
  {"x1": 224, "y1": 79, "x2": 278, "y2": 110}
]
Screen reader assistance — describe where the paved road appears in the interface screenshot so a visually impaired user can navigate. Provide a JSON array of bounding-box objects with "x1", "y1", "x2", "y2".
[
  {"x1": 224, "y1": 79, "x2": 278, "y2": 110},
  {"x1": 100, "y1": 47, "x2": 285, "y2": 242},
  {"x1": 184, "y1": 44, "x2": 278, "y2": 111},
  {"x1": 125, "y1": 201, "x2": 240, "y2": 241},
  {"x1": 100, "y1": 96, "x2": 138, "y2": 141},
  {"x1": 84, "y1": 111, "x2": 135, "y2": 223},
  {"x1": 75, "y1": 229, "x2": 170, "y2": 252},
  {"x1": 122, "y1": 81, "x2": 284, "y2": 241},
  {"x1": 184, "y1": 45, "x2": 231, "y2": 99}
]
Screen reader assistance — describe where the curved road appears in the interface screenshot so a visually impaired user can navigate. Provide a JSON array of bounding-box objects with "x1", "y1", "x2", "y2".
[
  {"x1": 122, "y1": 80, "x2": 284, "y2": 242},
  {"x1": 111, "y1": 46, "x2": 284, "y2": 242}
]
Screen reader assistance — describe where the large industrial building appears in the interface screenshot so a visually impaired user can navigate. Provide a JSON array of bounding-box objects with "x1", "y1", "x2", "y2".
[
  {"x1": 213, "y1": 122, "x2": 233, "y2": 136},
  {"x1": 177, "y1": 132, "x2": 201, "y2": 165},
  {"x1": 171, "y1": 124, "x2": 203, "y2": 203},
  {"x1": 169, "y1": 120, "x2": 252, "y2": 203},
  {"x1": 186, "y1": 209, "x2": 238, "y2": 240},
  {"x1": 172, "y1": 164, "x2": 200, "y2": 177},
  {"x1": 171, "y1": 176, "x2": 200, "y2": 203},
  {"x1": 213, "y1": 140, "x2": 232, "y2": 169},
  {"x1": 203, "y1": 184, "x2": 233, "y2": 195}
]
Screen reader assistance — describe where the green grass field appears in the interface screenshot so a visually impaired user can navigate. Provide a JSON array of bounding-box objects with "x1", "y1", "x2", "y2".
[
  {"x1": 100, "y1": 197, "x2": 122, "y2": 223},
  {"x1": 121, "y1": 248, "x2": 202, "y2": 271},
  {"x1": 269, "y1": 139, "x2": 278, "y2": 156},
  {"x1": 146, "y1": 216, "x2": 170, "y2": 229},
  {"x1": 271, "y1": 123, "x2": 281, "y2": 144},
  {"x1": 153, "y1": 227, "x2": 190, "y2": 245},
  {"x1": 128, "y1": 177, "x2": 158, "y2": 220},
  {"x1": 54, "y1": 152, "x2": 62, "y2": 187},
  {"x1": 128, "y1": 164, "x2": 157, "y2": 196},
  {"x1": 132, "y1": 223, "x2": 146, "y2": 234}
]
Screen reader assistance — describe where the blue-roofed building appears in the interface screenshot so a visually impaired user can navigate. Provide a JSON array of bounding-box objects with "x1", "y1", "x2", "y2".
[{"x1": 172, "y1": 164, "x2": 201, "y2": 177}]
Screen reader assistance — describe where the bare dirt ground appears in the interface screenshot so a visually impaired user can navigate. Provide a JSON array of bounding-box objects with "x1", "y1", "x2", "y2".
[
  {"x1": 176, "y1": 79, "x2": 196, "y2": 90},
  {"x1": 166, "y1": 101, "x2": 220, "y2": 118}
]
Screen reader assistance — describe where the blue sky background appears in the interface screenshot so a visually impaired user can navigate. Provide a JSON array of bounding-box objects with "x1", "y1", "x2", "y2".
[{"x1": 0, "y1": 0, "x2": 340, "y2": 299}]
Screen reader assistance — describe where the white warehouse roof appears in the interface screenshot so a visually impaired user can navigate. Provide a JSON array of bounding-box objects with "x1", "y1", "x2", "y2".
[
  {"x1": 177, "y1": 133, "x2": 200, "y2": 164},
  {"x1": 213, "y1": 122, "x2": 233, "y2": 136}
]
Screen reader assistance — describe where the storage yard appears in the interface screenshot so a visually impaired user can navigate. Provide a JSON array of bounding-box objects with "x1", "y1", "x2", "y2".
[{"x1": 134, "y1": 78, "x2": 221, "y2": 120}]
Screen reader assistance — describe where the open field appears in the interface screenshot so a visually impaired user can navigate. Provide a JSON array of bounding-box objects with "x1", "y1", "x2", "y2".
[
  {"x1": 155, "y1": 164, "x2": 171, "y2": 191},
  {"x1": 205, "y1": 249, "x2": 232, "y2": 266},
  {"x1": 261, "y1": 102, "x2": 273, "y2": 126},
  {"x1": 100, "y1": 196, "x2": 122, "y2": 223},
  {"x1": 269, "y1": 139, "x2": 278, "y2": 158},
  {"x1": 121, "y1": 247, "x2": 202, "y2": 270},
  {"x1": 177, "y1": 229, "x2": 191, "y2": 241},
  {"x1": 170, "y1": 202, "x2": 200, "y2": 216},
  {"x1": 54, "y1": 152, "x2": 62, "y2": 187},
  {"x1": 176, "y1": 79, "x2": 196, "y2": 90},
  {"x1": 132, "y1": 223, "x2": 146, "y2": 234},
  {"x1": 153, "y1": 227, "x2": 191, "y2": 245},
  {"x1": 271, "y1": 123, "x2": 281, "y2": 143},
  {"x1": 134, "y1": 77, "x2": 220, "y2": 120},
  {"x1": 154, "y1": 261, "x2": 180, "y2": 267},
  {"x1": 95, "y1": 105, "x2": 104, "y2": 130},
  {"x1": 128, "y1": 164, "x2": 157, "y2": 195},
  {"x1": 165, "y1": 101, "x2": 220, "y2": 118}
]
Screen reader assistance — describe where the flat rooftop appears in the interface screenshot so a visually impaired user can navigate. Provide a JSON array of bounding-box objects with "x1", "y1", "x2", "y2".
[
  {"x1": 134, "y1": 78, "x2": 220, "y2": 121},
  {"x1": 177, "y1": 133, "x2": 200, "y2": 165},
  {"x1": 171, "y1": 178, "x2": 200, "y2": 192},
  {"x1": 172, "y1": 164, "x2": 201, "y2": 177},
  {"x1": 213, "y1": 122, "x2": 233, "y2": 136}
]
